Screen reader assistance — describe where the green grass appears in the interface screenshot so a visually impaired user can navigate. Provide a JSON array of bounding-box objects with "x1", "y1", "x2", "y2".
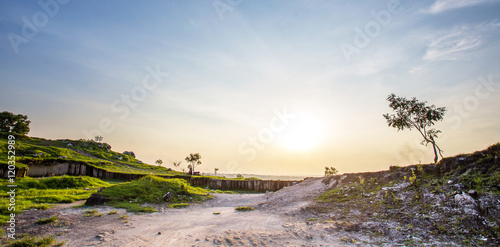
[
  {"x1": 235, "y1": 206, "x2": 254, "y2": 211},
  {"x1": 169, "y1": 203, "x2": 189, "y2": 208},
  {"x1": 97, "y1": 175, "x2": 213, "y2": 212},
  {"x1": 0, "y1": 176, "x2": 111, "y2": 224},
  {"x1": 35, "y1": 216, "x2": 58, "y2": 225},
  {"x1": 118, "y1": 214, "x2": 129, "y2": 223},
  {"x1": 1, "y1": 175, "x2": 110, "y2": 190},
  {"x1": 108, "y1": 201, "x2": 158, "y2": 213},
  {"x1": 82, "y1": 209, "x2": 103, "y2": 217},
  {"x1": 3, "y1": 234, "x2": 64, "y2": 247},
  {"x1": 0, "y1": 133, "x2": 271, "y2": 180},
  {"x1": 0, "y1": 135, "x2": 184, "y2": 176}
]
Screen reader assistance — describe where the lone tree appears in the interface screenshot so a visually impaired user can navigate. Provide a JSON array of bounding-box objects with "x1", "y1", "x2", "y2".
[
  {"x1": 0, "y1": 111, "x2": 31, "y2": 135},
  {"x1": 383, "y1": 93, "x2": 446, "y2": 163},
  {"x1": 324, "y1": 166, "x2": 338, "y2": 177},
  {"x1": 95, "y1": 135, "x2": 103, "y2": 143},
  {"x1": 214, "y1": 168, "x2": 219, "y2": 175},
  {"x1": 185, "y1": 153, "x2": 201, "y2": 175},
  {"x1": 155, "y1": 159, "x2": 163, "y2": 166},
  {"x1": 173, "y1": 161, "x2": 181, "y2": 170}
]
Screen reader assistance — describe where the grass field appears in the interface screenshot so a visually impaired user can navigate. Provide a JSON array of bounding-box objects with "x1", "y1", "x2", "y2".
[{"x1": 0, "y1": 176, "x2": 111, "y2": 224}]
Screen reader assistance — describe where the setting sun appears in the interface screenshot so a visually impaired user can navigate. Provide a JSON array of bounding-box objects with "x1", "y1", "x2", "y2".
[{"x1": 277, "y1": 114, "x2": 323, "y2": 151}]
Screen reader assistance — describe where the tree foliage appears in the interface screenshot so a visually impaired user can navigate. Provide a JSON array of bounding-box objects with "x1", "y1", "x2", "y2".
[
  {"x1": 173, "y1": 161, "x2": 181, "y2": 170},
  {"x1": 325, "y1": 166, "x2": 338, "y2": 177},
  {"x1": 155, "y1": 159, "x2": 163, "y2": 166},
  {"x1": 0, "y1": 111, "x2": 31, "y2": 135},
  {"x1": 383, "y1": 93, "x2": 446, "y2": 163},
  {"x1": 185, "y1": 153, "x2": 201, "y2": 175}
]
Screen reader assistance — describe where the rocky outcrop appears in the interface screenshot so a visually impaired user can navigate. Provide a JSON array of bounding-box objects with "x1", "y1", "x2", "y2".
[{"x1": 307, "y1": 143, "x2": 500, "y2": 246}]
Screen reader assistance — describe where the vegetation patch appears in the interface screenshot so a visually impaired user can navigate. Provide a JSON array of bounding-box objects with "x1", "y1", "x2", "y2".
[
  {"x1": 36, "y1": 216, "x2": 58, "y2": 225},
  {"x1": 94, "y1": 175, "x2": 213, "y2": 212},
  {"x1": 0, "y1": 136, "x2": 184, "y2": 176},
  {"x1": 169, "y1": 203, "x2": 189, "y2": 209},
  {"x1": 0, "y1": 176, "x2": 110, "y2": 224},
  {"x1": 118, "y1": 214, "x2": 129, "y2": 220},
  {"x1": 312, "y1": 143, "x2": 500, "y2": 246},
  {"x1": 9, "y1": 175, "x2": 109, "y2": 190},
  {"x1": 82, "y1": 209, "x2": 102, "y2": 217},
  {"x1": 235, "y1": 206, "x2": 254, "y2": 211},
  {"x1": 4, "y1": 234, "x2": 64, "y2": 247}
]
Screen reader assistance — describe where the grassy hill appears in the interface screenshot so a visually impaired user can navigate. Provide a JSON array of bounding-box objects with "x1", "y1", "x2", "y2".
[{"x1": 0, "y1": 132, "x2": 183, "y2": 176}]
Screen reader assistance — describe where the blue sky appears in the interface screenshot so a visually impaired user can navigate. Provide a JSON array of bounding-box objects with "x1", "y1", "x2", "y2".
[{"x1": 1, "y1": 0, "x2": 500, "y2": 176}]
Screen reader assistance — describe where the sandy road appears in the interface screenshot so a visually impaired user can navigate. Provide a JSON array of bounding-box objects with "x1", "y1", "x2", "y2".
[{"x1": 105, "y1": 194, "x2": 290, "y2": 246}]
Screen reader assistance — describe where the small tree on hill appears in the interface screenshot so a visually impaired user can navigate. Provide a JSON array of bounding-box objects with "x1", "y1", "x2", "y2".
[
  {"x1": 173, "y1": 161, "x2": 181, "y2": 171},
  {"x1": 155, "y1": 159, "x2": 163, "y2": 166},
  {"x1": 95, "y1": 135, "x2": 103, "y2": 143},
  {"x1": 185, "y1": 153, "x2": 201, "y2": 175},
  {"x1": 0, "y1": 111, "x2": 31, "y2": 135},
  {"x1": 383, "y1": 93, "x2": 446, "y2": 163},
  {"x1": 214, "y1": 168, "x2": 219, "y2": 175},
  {"x1": 325, "y1": 166, "x2": 338, "y2": 177}
]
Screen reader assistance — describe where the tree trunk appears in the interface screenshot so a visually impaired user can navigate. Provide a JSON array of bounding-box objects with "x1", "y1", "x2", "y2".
[
  {"x1": 431, "y1": 137, "x2": 438, "y2": 164},
  {"x1": 432, "y1": 143, "x2": 438, "y2": 163}
]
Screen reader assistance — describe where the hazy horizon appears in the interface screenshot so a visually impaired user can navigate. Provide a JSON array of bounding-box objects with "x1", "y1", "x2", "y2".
[{"x1": 1, "y1": 0, "x2": 500, "y2": 177}]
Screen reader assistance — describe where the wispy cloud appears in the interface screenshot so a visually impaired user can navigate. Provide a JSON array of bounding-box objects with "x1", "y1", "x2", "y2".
[
  {"x1": 425, "y1": 0, "x2": 497, "y2": 14},
  {"x1": 423, "y1": 22, "x2": 500, "y2": 61}
]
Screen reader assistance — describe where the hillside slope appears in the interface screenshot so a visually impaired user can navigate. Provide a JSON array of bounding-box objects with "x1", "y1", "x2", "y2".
[
  {"x1": 0, "y1": 132, "x2": 181, "y2": 176},
  {"x1": 302, "y1": 142, "x2": 500, "y2": 246}
]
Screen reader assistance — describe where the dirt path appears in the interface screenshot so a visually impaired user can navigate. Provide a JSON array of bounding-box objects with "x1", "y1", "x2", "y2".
[{"x1": 13, "y1": 178, "x2": 370, "y2": 246}]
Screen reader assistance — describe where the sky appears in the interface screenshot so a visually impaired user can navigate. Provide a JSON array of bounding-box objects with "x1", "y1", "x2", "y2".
[{"x1": 1, "y1": 0, "x2": 500, "y2": 176}]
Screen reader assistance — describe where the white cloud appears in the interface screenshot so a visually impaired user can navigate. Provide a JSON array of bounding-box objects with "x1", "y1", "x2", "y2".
[
  {"x1": 425, "y1": 0, "x2": 497, "y2": 14},
  {"x1": 423, "y1": 22, "x2": 500, "y2": 61}
]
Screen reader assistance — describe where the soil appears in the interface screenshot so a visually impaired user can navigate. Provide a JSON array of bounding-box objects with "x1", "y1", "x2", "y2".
[
  {"x1": 8, "y1": 177, "x2": 372, "y2": 246},
  {"x1": 6, "y1": 144, "x2": 499, "y2": 246},
  {"x1": 8, "y1": 170, "x2": 499, "y2": 246}
]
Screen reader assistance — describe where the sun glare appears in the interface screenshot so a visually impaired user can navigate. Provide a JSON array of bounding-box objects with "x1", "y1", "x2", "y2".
[{"x1": 277, "y1": 114, "x2": 323, "y2": 151}]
